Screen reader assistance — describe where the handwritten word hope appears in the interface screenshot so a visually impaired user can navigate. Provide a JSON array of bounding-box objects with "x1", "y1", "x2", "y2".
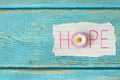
[
  {"x1": 53, "y1": 22, "x2": 116, "y2": 57},
  {"x1": 60, "y1": 30, "x2": 109, "y2": 49}
]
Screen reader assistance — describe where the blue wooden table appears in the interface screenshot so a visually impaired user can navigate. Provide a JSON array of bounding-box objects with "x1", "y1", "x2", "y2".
[{"x1": 0, "y1": 0, "x2": 120, "y2": 79}]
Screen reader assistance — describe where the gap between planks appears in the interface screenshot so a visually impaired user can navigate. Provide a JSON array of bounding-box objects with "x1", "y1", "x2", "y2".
[
  {"x1": 0, "y1": 67, "x2": 120, "y2": 70},
  {"x1": 0, "y1": 7, "x2": 120, "y2": 10}
]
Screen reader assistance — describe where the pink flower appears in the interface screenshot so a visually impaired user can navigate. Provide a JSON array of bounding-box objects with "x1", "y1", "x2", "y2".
[{"x1": 71, "y1": 32, "x2": 87, "y2": 48}]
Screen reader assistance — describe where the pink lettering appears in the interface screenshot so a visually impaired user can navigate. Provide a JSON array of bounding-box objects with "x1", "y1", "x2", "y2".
[
  {"x1": 89, "y1": 30, "x2": 98, "y2": 48},
  {"x1": 59, "y1": 30, "x2": 109, "y2": 49},
  {"x1": 60, "y1": 31, "x2": 70, "y2": 49},
  {"x1": 101, "y1": 30, "x2": 109, "y2": 49}
]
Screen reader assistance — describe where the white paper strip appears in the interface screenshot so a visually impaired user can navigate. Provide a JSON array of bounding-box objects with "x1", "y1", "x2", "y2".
[{"x1": 52, "y1": 22, "x2": 116, "y2": 57}]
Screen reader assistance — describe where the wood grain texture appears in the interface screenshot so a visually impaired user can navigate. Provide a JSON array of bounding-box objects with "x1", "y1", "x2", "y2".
[
  {"x1": 0, "y1": 70, "x2": 120, "y2": 80},
  {"x1": 0, "y1": 10, "x2": 120, "y2": 68},
  {"x1": 0, "y1": 0, "x2": 119, "y2": 8}
]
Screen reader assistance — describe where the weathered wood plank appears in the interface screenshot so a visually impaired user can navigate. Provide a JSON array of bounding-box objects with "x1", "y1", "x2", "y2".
[
  {"x1": 0, "y1": 10, "x2": 120, "y2": 67},
  {"x1": 0, "y1": 0, "x2": 120, "y2": 8},
  {"x1": 0, "y1": 70, "x2": 120, "y2": 80}
]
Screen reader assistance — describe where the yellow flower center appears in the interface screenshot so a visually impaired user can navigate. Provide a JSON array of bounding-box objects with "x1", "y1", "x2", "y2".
[{"x1": 76, "y1": 37, "x2": 82, "y2": 43}]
